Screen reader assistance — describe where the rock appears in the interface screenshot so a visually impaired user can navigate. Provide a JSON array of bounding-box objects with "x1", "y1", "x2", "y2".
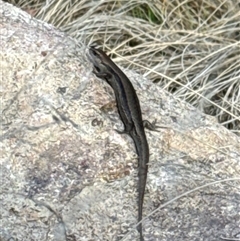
[{"x1": 1, "y1": 2, "x2": 240, "y2": 241}]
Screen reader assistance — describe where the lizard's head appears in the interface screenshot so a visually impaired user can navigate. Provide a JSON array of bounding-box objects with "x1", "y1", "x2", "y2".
[{"x1": 88, "y1": 46, "x2": 110, "y2": 74}]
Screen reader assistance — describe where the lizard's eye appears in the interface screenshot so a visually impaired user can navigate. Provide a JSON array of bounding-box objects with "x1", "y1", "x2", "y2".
[
  {"x1": 91, "y1": 49, "x2": 98, "y2": 57},
  {"x1": 94, "y1": 66, "x2": 101, "y2": 72}
]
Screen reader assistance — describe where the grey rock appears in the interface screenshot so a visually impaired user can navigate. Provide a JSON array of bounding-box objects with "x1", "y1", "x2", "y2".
[{"x1": 1, "y1": 2, "x2": 240, "y2": 241}]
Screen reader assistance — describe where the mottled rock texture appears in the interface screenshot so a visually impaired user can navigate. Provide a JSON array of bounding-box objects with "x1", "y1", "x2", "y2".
[{"x1": 1, "y1": 2, "x2": 240, "y2": 241}]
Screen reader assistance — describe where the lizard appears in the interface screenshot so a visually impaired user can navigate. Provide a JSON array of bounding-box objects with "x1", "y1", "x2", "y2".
[{"x1": 87, "y1": 45, "x2": 156, "y2": 241}]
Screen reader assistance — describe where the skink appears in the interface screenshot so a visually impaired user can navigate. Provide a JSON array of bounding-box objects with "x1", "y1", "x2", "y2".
[{"x1": 88, "y1": 46, "x2": 153, "y2": 241}]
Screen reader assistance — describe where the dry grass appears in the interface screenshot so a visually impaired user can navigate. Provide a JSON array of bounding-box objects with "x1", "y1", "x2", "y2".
[{"x1": 6, "y1": 0, "x2": 240, "y2": 134}]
